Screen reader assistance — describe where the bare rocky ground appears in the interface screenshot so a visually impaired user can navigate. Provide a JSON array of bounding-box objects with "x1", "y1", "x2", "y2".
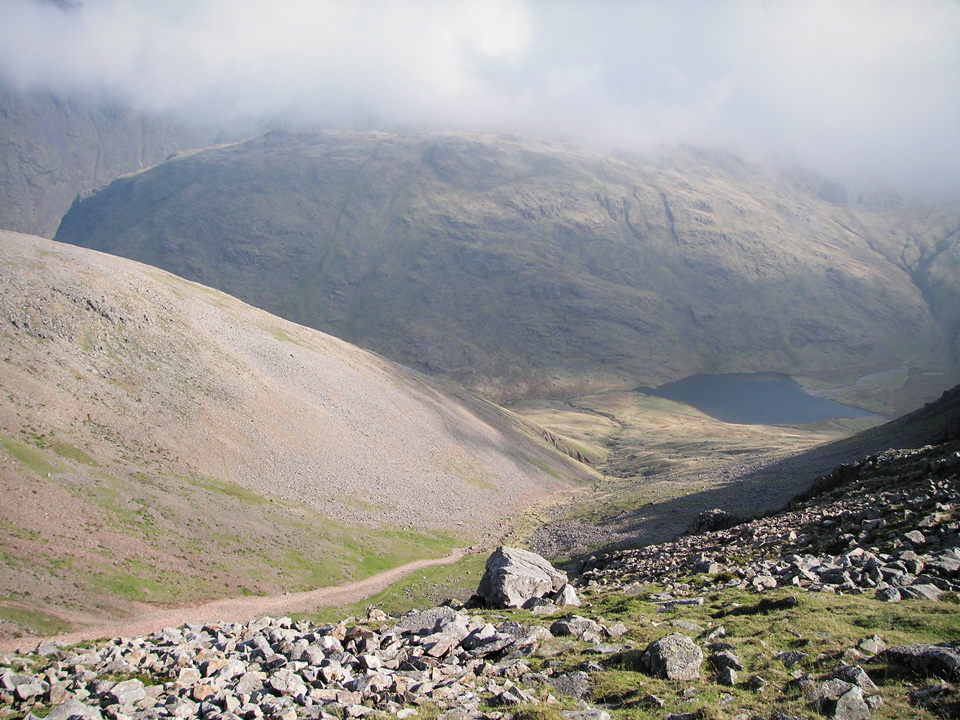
[{"x1": 0, "y1": 232, "x2": 593, "y2": 637}]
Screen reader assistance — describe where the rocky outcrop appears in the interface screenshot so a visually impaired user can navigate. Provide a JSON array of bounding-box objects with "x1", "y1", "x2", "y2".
[
  {"x1": 474, "y1": 547, "x2": 575, "y2": 609},
  {"x1": 575, "y1": 444, "x2": 960, "y2": 601},
  {"x1": 873, "y1": 641, "x2": 960, "y2": 680}
]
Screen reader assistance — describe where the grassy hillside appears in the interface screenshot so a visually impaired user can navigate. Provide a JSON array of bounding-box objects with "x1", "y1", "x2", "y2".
[
  {"x1": 53, "y1": 131, "x2": 960, "y2": 414},
  {"x1": 0, "y1": 231, "x2": 591, "y2": 639}
]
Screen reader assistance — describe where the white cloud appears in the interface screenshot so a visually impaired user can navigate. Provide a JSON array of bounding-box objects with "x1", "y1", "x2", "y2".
[{"x1": 2, "y1": 0, "x2": 959, "y2": 192}]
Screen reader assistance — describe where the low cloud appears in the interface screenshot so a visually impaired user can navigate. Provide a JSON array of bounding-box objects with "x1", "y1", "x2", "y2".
[{"x1": 3, "y1": 0, "x2": 960, "y2": 194}]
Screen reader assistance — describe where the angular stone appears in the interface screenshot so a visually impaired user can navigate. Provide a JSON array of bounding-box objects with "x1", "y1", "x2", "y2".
[
  {"x1": 268, "y1": 668, "x2": 308, "y2": 697},
  {"x1": 544, "y1": 671, "x2": 591, "y2": 700},
  {"x1": 904, "y1": 530, "x2": 926, "y2": 545},
  {"x1": 776, "y1": 651, "x2": 807, "y2": 668},
  {"x1": 235, "y1": 671, "x2": 264, "y2": 694},
  {"x1": 550, "y1": 616, "x2": 604, "y2": 639},
  {"x1": 395, "y1": 606, "x2": 468, "y2": 637},
  {"x1": 552, "y1": 584, "x2": 581, "y2": 607},
  {"x1": 873, "y1": 642, "x2": 960, "y2": 679},
  {"x1": 107, "y1": 679, "x2": 146, "y2": 706},
  {"x1": 858, "y1": 635, "x2": 886, "y2": 655},
  {"x1": 710, "y1": 650, "x2": 743, "y2": 671},
  {"x1": 14, "y1": 680, "x2": 45, "y2": 701},
  {"x1": 874, "y1": 587, "x2": 901, "y2": 603},
  {"x1": 646, "y1": 634, "x2": 703, "y2": 681},
  {"x1": 832, "y1": 686, "x2": 871, "y2": 720},
  {"x1": 46, "y1": 700, "x2": 104, "y2": 720},
  {"x1": 476, "y1": 547, "x2": 568, "y2": 608},
  {"x1": 717, "y1": 666, "x2": 737, "y2": 686},
  {"x1": 833, "y1": 665, "x2": 878, "y2": 692},
  {"x1": 605, "y1": 621, "x2": 628, "y2": 639}
]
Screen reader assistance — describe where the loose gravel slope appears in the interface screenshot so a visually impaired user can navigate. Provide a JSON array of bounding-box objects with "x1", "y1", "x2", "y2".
[{"x1": 0, "y1": 231, "x2": 591, "y2": 639}]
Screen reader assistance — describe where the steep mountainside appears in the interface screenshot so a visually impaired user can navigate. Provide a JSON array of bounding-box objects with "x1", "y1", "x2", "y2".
[
  {"x1": 53, "y1": 131, "x2": 960, "y2": 414},
  {"x1": 0, "y1": 231, "x2": 589, "y2": 637},
  {"x1": 0, "y1": 83, "x2": 214, "y2": 237}
]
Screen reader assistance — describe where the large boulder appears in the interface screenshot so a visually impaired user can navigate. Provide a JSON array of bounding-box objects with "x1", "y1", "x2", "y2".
[
  {"x1": 645, "y1": 634, "x2": 704, "y2": 681},
  {"x1": 872, "y1": 641, "x2": 960, "y2": 679},
  {"x1": 476, "y1": 546, "x2": 568, "y2": 608}
]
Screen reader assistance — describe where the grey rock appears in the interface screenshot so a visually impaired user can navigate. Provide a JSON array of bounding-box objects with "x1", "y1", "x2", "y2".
[
  {"x1": 267, "y1": 667, "x2": 308, "y2": 697},
  {"x1": 831, "y1": 687, "x2": 871, "y2": 720},
  {"x1": 550, "y1": 616, "x2": 604, "y2": 639},
  {"x1": 639, "y1": 694, "x2": 665, "y2": 708},
  {"x1": 545, "y1": 671, "x2": 591, "y2": 699},
  {"x1": 873, "y1": 641, "x2": 960, "y2": 679},
  {"x1": 899, "y1": 583, "x2": 942, "y2": 601},
  {"x1": 46, "y1": 700, "x2": 104, "y2": 720},
  {"x1": 904, "y1": 530, "x2": 926, "y2": 545},
  {"x1": 395, "y1": 606, "x2": 467, "y2": 636},
  {"x1": 858, "y1": 635, "x2": 886, "y2": 655},
  {"x1": 874, "y1": 587, "x2": 901, "y2": 602},
  {"x1": 107, "y1": 678, "x2": 146, "y2": 705},
  {"x1": 688, "y1": 509, "x2": 740, "y2": 534},
  {"x1": 717, "y1": 666, "x2": 738, "y2": 686},
  {"x1": 805, "y1": 678, "x2": 855, "y2": 706},
  {"x1": 710, "y1": 650, "x2": 743, "y2": 671},
  {"x1": 476, "y1": 546, "x2": 567, "y2": 608},
  {"x1": 833, "y1": 665, "x2": 878, "y2": 692},
  {"x1": 605, "y1": 621, "x2": 628, "y2": 638},
  {"x1": 14, "y1": 680, "x2": 45, "y2": 701},
  {"x1": 522, "y1": 596, "x2": 558, "y2": 616},
  {"x1": 552, "y1": 583, "x2": 581, "y2": 607},
  {"x1": 776, "y1": 651, "x2": 807, "y2": 668},
  {"x1": 645, "y1": 633, "x2": 703, "y2": 681},
  {"x1": 560, "y1": 710, "x2": 610, "y2": 720}
]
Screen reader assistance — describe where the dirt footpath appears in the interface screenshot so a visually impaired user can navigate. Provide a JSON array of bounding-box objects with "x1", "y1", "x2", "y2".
[{"x1": 0, "y1": 549, "x2": 465, "y2": 654}]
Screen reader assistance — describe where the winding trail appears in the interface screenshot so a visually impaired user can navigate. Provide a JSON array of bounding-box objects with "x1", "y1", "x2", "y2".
[{"x1": 0, "y1": 549, "x2": 466, "y2": 655}]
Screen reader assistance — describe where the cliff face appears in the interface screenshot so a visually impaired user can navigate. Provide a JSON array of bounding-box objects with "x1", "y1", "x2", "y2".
[{"x1": 0, "y1": 83, "x2": 214, "y2": 237}]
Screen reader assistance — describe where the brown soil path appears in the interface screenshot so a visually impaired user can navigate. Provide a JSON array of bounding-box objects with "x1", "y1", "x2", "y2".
[{"x1": 0, "y1": 549, "x2": 465, "y2": 654}]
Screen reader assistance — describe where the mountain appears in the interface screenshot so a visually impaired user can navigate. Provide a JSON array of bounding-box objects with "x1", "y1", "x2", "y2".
[
  {"x1": 52, "y1": 130, "x2": 960, "y2": 415},
  {"x1": 0, "y1": 83, "x2": 215, "y2": 238},
  {"x1": 0, "y1": 231, "x2": 590, "y2": 638}
]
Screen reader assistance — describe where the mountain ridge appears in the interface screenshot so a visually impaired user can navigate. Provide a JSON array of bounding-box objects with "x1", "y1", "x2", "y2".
[{"x1": 52, "y1": 130, "x2": 960, "y2": 414}]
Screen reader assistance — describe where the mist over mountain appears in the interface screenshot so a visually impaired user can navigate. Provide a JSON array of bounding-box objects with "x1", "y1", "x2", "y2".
[
  {"x1": 53, "y1": 130, "x2": 960, "y2": 415},
  {"x1": 0, "y1": 82, "x2": 215, "y2": 237},
  {"x1": 3, "y1": 0, "x2": 960, "y2": 196}
]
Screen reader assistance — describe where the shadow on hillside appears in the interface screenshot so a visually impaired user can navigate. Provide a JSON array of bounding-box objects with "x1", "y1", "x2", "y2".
[{"x1": 577, "y1": 385, "x2": 960, "y2": 556}]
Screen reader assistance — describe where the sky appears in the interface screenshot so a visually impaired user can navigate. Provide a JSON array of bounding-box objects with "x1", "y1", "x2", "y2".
[{"x1": 2, "y1": 0, "x2": 960, "y2": 194}]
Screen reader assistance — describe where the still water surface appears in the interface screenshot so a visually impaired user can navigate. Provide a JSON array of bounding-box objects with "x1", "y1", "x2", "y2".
[{"x1": 640, "y1": 372, "x2": 881, "y2": 425}]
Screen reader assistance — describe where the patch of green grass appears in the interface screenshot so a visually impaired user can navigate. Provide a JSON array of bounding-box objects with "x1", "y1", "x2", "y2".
[
  {"x1": 445, "y1": 462, "x2": 496, "y2": 491},
  {"x1": 1, "y1": 437, "x2": 64, "y2": 475},
  {"x1": 303, "y1": 551, "x2": 487, "y2": 624},
  {"x1": 177, "y1": 473, "x2": 269, "y2": 505},
  {"x1": 279, "y1": 549, "x2": 348, "y2": 591},
  {"x1": 562, "y1": 583, "x2": 960, "y2": 719},
  {"x1": 87, "y1": 559, "x2": 210, "y2": 604},
  {"x1": 267, "y1": 326, "x2": 313, "y2": 349},
  {"x1": 0, "y1": 519, "x2": 43, "y2": 542},
  {"x1": 336, "y1": 527, "x2": 460, "y2": 578},
  {"x1": 48, "y1": 440, "x2": 97, "y2": 466},
  {"x1": 0, "y1": 604, "x2": 72, "y2": 637}
]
